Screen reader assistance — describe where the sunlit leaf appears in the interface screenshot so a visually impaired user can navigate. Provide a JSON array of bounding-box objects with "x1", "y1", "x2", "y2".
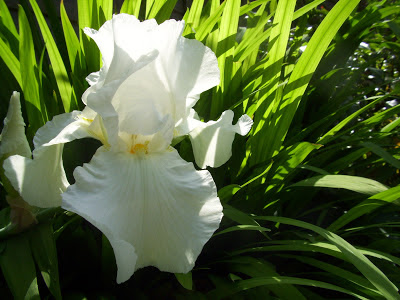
[{"x1": 290, "y1": 174, "x2": 388, "y2": 195}]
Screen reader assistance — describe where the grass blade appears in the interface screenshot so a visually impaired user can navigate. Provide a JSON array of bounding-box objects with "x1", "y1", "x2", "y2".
[
  {"x1": 18, "y1": 5, "x2": 45, "y2": 131},
  {"x1": 195, "y1": 1, "x2": 226, "y2": 42},
  {"x1": 175, "y1": 272, "x2": 193, "y2": 290},
  {"x1": 318, "y1": 95, "x2": 389, "y2": 145},
  {"x1": 0, "y1": 0, "x2": 18, "y2": 38},
  {"x1": 226, "y1": 256, "x2": 307, "y2": 300},
  {"x1": 208, "y1": 276, "x2": 369, "y2": 299},
  {"x1": 29, "y1": 224, "x2": 62, "y2": 300},
  {"x1": 234, "y1": 240, "x2": 400, "y2": 266},
  {"x1": 292, "y1": 0, "x2": 326, "y2": 19},
  {"x1": 120, "y1": 0, "x2": 133, "y2": 14},
  {"x1": 210, "y1": 0, "x2": 240, "y2": 118},
  {"x1": 381, "y1": 116, "x2": 400, "y2": 133},
  {"x1": 60, "y1": 1, "x2": 86, "y2": 77},
  {"x1": 78, "y1": 0, "x2": 101, "y2": 73},
  {"x1": 289, "y1": 255, "x2": 382, "y2": 298},
  {"x1": 213, "y1": 225, "x2": 271, "y2": 237},
  {"x1": 250, "y1": 0, "x2": 296, "y2": 163},
  {"x1": 233, "y1": 6, "x2": 272, "y2": 63},
  {"x1": 255, "y1": 216, "x2": 400, "y2": 299},
  {"x1": 252, "y1": 0, "x2": 361, "y2": 164},
  {"x1": 290, "y1": 174, "x2": 388, "y2": 195},
  {"x1": 147, "y1": 0, "x2": 177, "y2": 23},
  {"x1": 29, "y1": 0, "x2": 77, "y2": 112},
  {"x1": 185, "y1": 0, "x2": 204, "y2": 31},
  {"x1": 99, "y1": 0, "x2": 113, "y2": 21},
  {"x1": 328, "y1": 185, "x2": 400, "y2": 232},
  {"x1": 0, "y1": 38, "x2": 21, "y2": 87},
  {"x1": 362, "y1": 141, "x2": 400, "y2": 169},
  {"x1": 239, "y1": 0, "x2": 270, "y2": 16},
  {"x1": 0, "y1": 0, "x2": 19, "y2": 55},
  {"x1": 0, "y1": 235, "x2": 40, "y2": 300},
  {"x1": 265, "y1": 142, "x2": 321, "y2": 193}
]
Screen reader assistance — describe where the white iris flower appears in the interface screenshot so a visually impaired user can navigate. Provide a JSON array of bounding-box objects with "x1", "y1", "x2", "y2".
[{"x1": 3, "y1": 14, "x2": 252, "y2": 283}]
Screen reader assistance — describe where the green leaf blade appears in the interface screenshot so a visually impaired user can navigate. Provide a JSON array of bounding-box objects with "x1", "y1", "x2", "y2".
[
  {"x1": 0, "y1": 38, "x2": 22, "y2": 87},
  {"x1": 290, "y1": 174, "x2": 388, "y2": 195},
  {"x1": 0, "y1": 235, "x2": 40, "y2": 300},
  {"x1": 255, "y1": 216, "x2": 400, "y2": 299},
  {"x1": 29, "y1": 0, "x2": 77, "y2": 112},
  {"x1": 18, "y1": 5, "x2": 44, "y2": 131}
]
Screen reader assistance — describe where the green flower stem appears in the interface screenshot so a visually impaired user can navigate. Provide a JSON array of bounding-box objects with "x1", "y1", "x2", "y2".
[
  {"x1": 35, "y1": 207, "x2": 63, "y2": 223},
  {"x1": 0, "y1": 207, "x2": 63, "y2": 241}
]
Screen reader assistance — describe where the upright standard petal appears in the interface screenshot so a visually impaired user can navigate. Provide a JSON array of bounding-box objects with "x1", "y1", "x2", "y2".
[
  {"x1": 105, "y1": 15, "x2": 158, "y2": 85},
  {"x1": 82, "y1": 14, "x2": 158, "y2": 96},
  {"x1": 156, "y1": 20, "x2": 220, "y2": 110},
  {"x1": 84, "y1": 20, "x2": 114, "y2": 74},
  {"x1": 84, "y1": 14, "x2": 158, "y2": 83},
  {"x1": 189, "y1": 110, "x2": 253, "y2": 169},
  {"x1": 149, "y1": 19, "x2": 220, "y2": 129},
  {"x1": 84, "y1": 50, "x2": 159, "y2": 145},
  {"x1": 0, "y1": 92, "x2": 31, "y2": 159},
  {"x1": 82, "y1": 15, "x2": 220, "y2": 139},
  {"x1": 62, "y1": 148, "x2": 223, "y2": 283},
  {"x1": 110, "y1": 59, "x2": 173, "y2": 136}
]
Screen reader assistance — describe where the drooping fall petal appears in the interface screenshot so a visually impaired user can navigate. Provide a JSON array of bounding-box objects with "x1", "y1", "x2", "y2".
[{"x1": 62, "y1": 148, "x2": 223, "y2": 283}]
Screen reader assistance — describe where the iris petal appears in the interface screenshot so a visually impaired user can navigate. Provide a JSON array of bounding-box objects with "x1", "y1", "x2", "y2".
[
  {"x1": 0, "y1": 92, "x2": 31, "y2": 159},
  {"x1": 146, "y1": 19, "x2": 220, "y2": 129},
  {"x1": 35, "y1": 109, "x2": 93, "y2": 148},
  {"x1": 1, "y1": 92, "x2": 69, "y2": 208},
  {"x1": 82, "y1": 15, "x2": 220, "y2": 139},
  {"x1": 189, "y1": 110, "x2": 253, "y2": 168},
  {"x1": 3, "y1": 144, "x2": 68, "y2": 208},
  {"x1": 84, "y1": 51, "x2": 159, "y2": 144},
  {"x1": 157, "y1": 23, "x2": 220, "y2": 121},
  {"x1": 3, "y1": 108, "x2": 98, "y2": 208},
  {"x1": 62, "y1": 147, "x2": 223, "y2": 283}
]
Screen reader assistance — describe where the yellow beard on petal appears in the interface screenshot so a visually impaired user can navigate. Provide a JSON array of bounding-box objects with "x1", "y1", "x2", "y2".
[
  {"x1": 130, "y1": 141, "x2": 149, "y2": 155},
  {"x1": 81, "y1": 117, "x2": 94, "y2": 122}
]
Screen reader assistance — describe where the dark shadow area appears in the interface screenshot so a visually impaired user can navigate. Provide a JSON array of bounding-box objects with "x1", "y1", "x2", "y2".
[
  {"x1": 62, "y1": 138, "x2": 102, "y2": 184},
  {"x1": 216, "y1": 33, "x2": 237, "y2": 58}
]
